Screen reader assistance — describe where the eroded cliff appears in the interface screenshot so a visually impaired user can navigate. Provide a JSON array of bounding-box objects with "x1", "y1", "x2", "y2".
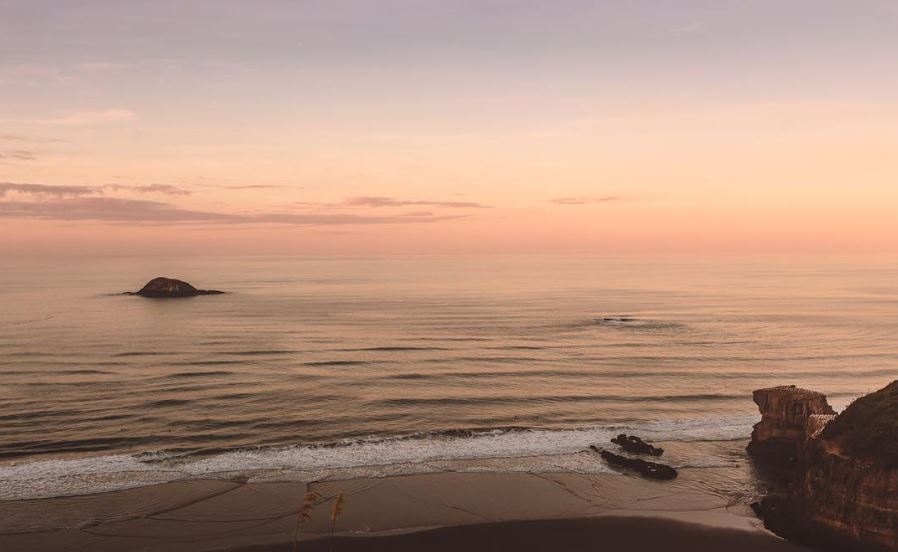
[
  {"x1": 750, "y1": 381, "x2": 898, "y2": 552},
  {"x1": 747, "y1": 385, "x2": 835, "y2": 464}
]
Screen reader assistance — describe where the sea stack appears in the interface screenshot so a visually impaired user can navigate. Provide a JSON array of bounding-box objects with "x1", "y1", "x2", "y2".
[
  {"x1": 747, "y1": 385, "x2": 835, "y2": 464},
  {"x1": 128, "y1": 277, "x2": 224, "y2": 298},
  {"x1": 750, "y1": 381, "x2": 898, "y2": 551}
]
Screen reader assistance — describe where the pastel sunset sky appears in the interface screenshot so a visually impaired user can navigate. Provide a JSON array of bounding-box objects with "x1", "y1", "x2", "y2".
[{"x1": 2, "y1": 1, "x2": 897, "y2": 256}]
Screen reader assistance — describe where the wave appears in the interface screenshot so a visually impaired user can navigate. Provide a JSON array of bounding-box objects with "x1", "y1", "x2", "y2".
[
  {"x1": 372, "y1": 393, "x2": 747, "y2": 407},
  {"x1": 589, "y1": 317, "x2": 687, "y2": 330},
  {"x1": 337, "y1": 346, "x2": 450, "y2": 352},
  {"x1": 303, "y1": 360, "x2": 390, "y2": 367},
  {"x1": 0, "y1": 415, "x2": 757, "y2": 500},
  {"x1": 144, "y1": 398, "x2": 191, "y2": 407},
  {"x1": 220, "y1": 350, "x2": 296, "y2": 356},
  {"x1": 165, "y1": 370, "x2": 234, "y2": 379},
  {"x1": 378, "y1": 368, "x2": 898, "y2": 381}
]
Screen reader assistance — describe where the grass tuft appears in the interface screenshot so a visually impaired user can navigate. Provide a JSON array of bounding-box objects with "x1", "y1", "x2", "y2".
[
  {"x1": 293, "y1": 490, "x2": 323, "y2": 552},
  {"x1": 329, "y1": 492, "x2": 345, "y2": 552}
]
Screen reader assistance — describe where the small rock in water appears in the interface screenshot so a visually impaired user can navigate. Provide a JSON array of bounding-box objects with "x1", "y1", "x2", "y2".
[
  {"x1": 611, "y1": 433, "x2": 664, "y2": 456},
  {"x1": 126, "y1": 277, "x2": 225, "y2": 298},
  {"x1": 590, "y1": 446, "x2": 678, "y2": 480}
]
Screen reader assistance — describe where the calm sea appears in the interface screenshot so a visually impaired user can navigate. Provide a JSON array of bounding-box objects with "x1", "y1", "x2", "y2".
[{"x1": 2, "y1": 256, "x2": 897, "y2": 499}]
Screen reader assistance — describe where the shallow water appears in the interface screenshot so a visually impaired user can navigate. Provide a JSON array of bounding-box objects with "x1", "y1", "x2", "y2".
[{"x1": 2, "y1": 256, "x2": 896, "y2": 498}]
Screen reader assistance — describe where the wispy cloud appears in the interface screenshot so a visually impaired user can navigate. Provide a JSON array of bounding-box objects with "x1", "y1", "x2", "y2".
[
  {"x1": 219, "y1": 184, "x2": 285, "y2": 190},
  {"x1": 192, "y1": 183, "x2": 288, "y2": 191},
  {"x1": 0, "y1": 184, "x2": 477, "y2": 226},
  {"x1": 0, "y1": 183, "x2": 95, "y2": 197},
  {"x1": 0, "y1": 196, "x2": 459, "y2": 225},
  {"x1": 0, "y1": 182, "x2": 191, "y2": 197},
  {"x1": 342, "y1": 196, "x2": 491, "y2": 209},
  {"x1": 103, "y1": 184, "x2": 192, "y2": 196},
  {"x1": 36, "y1": 109, "x2": 137, "y2": 126},
  {"x1": 0, "y1": 197, "x2": 229, "y2": 223},
  {"x1": 0, "y1": 135, "x2": 66, "y2": 144},
  {"x1": 294, "y1": 196, "x2": 491, "y2": 210},
  {"x1": 550, "y1": 195, "x2": 620, "y2": 205},
  {"x1": 0, "y1": 150, "x2": 36, "y2": 161}
]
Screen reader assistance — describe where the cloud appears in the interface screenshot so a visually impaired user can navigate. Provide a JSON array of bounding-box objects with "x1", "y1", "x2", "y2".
[
  {"x1": 255, "y1": 211, "x2": 458, "y2": 226},
  {"x1": 336, "y1": 196, "x2": 491, "y2": 209},
  {"x1": 289, "y1": 196, "x2": 492, "y2": 210},
  {"x1": 0, "y1": 196, "x2": 460, "y2": 226},
  {"x1": 103, "y1": 184, "x2": 192, "y2": 196},
  {"x1": 220, "y1": 184, "x2": 285, "y2": 190},
  {"x1": 193, "y1": 183, "x2": 288, "y2": 191},
  {"x1": 0, "y1": 183, "x2": 94, "y2": 197},
  {"x1": 37, "y1": 109, "x2": 137, "y2": 126},
  {"x1": 0, "y1": 150, "x2": 36, "y2": 161},
  {"x1": 0, "y1": 182, "x2": 192, "y2": 198},
  {"x1": 0, "y1": 135, "x2": 66, "y2": 144},
  {"x1": 0, "y1": 197, "x2": 232, "y2": 223},
  {"x1": 550, "y1": 195, "x2": 620, "y2": 205},
  {"x1": 0, "y1": 184, "x2": 478, "y2": 226}
]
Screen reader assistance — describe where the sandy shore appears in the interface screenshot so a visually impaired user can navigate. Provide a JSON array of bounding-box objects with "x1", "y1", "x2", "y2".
[
  {"x1": 0, "y1": 469, "x2": 811, "y2": 552},
  {"x1": 239, "y1": 517, "x2": 811, "y2": 552}
]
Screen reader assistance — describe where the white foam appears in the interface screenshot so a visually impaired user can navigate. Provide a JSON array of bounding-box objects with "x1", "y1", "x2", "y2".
[{"x1": 0, "y1": 415, "x2": 756, "y2": 500}]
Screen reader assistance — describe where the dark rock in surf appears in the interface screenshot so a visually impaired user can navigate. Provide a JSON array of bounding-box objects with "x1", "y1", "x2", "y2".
[
  {"x1": 611, "y1": 434, "x2": 664, "y2": 456},
  {"x1": 591, "y1": 446, "x2": 678, "y2": 480},
  {"x1": 126, "y1": 277, "x2": 224, "y2": 298}
]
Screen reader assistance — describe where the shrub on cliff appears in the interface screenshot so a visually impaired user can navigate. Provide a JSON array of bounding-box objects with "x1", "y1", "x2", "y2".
[{"x1": 821, "y1": 379, "x2": 898, "y2": 468}]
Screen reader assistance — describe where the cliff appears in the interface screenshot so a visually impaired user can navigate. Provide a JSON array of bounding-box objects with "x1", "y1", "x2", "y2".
[
  {"x1": 819, "y1": 380, "x2": 898, "y2": 468},
  {"x1": 750, "y1": 381, "x2": 898, "y2": 551},
  {"x1": 747, "y1": 385, "x2": 835, "y2": 464}
]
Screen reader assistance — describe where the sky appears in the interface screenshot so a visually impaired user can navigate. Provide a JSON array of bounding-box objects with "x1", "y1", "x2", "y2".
[{"x1": 1, "y1": 0, "x2": 897, "y2": 257}]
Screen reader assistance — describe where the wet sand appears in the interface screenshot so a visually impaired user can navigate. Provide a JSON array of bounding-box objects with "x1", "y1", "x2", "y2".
[
  {"x1": 240, "y1": 517, "x2": 810, "y2": 552},
  {"x1": 0, "y1": 469, "x2": 811, "y2": 552}
]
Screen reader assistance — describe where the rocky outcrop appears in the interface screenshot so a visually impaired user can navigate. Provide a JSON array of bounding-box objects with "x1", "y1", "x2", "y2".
[
  {"x1": 747, "y1": 385, "x2": 835, "y2": 464},
  {"x1": 590, "y1": 446, "x2": 678, "y2": 480},
  {"x1": 611, "y1": 434, "x2": 664, "y2": 456},
  {"x1": 750, "y1": 381, "x2": 898, "y2": 551},
  {"x1": 127, "y1": 277, "x2": 224, "y2": 298}
]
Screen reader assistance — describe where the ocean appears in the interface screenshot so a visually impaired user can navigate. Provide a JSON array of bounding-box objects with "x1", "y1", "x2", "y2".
[{"x1": 2, "y1": 256, "x2": 896, "y2": 500}]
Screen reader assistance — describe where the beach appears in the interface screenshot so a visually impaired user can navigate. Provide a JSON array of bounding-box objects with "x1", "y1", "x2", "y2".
[
  {"x1": 1, "y1": 466, "x2": 811, "y2": 551},
  {"x1": 4, "y1": 257, "x2": 894, "y2": 551},
  {"x1": 5, "y1": 0, "x2": 898, "y2": 547}
]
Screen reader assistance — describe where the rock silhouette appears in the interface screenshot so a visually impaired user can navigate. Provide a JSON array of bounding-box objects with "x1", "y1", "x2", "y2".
[
  {"x1": 126, "y1": 277, "x2": 224, "y2": 298},
  {"x1": 590, "y1": 446, "x2": 678, "y2": 480},
  {"x1": 611, "y1": 434, "x2": 664, "y2": 456}
]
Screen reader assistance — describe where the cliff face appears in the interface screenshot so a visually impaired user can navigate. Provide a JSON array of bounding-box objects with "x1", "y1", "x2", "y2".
[
  {"x1": 797, "y1": 442, "x2": 898, "y2": 550},
  {"x1": 747, "y1": 385, "x2": 835, "y2": 464},
  {"x1": 750, "y1": 381, "x2": 898, "y2": 551},
  {"x1": 820, "y1": 380, "x2": 898, "y2": 468}
]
